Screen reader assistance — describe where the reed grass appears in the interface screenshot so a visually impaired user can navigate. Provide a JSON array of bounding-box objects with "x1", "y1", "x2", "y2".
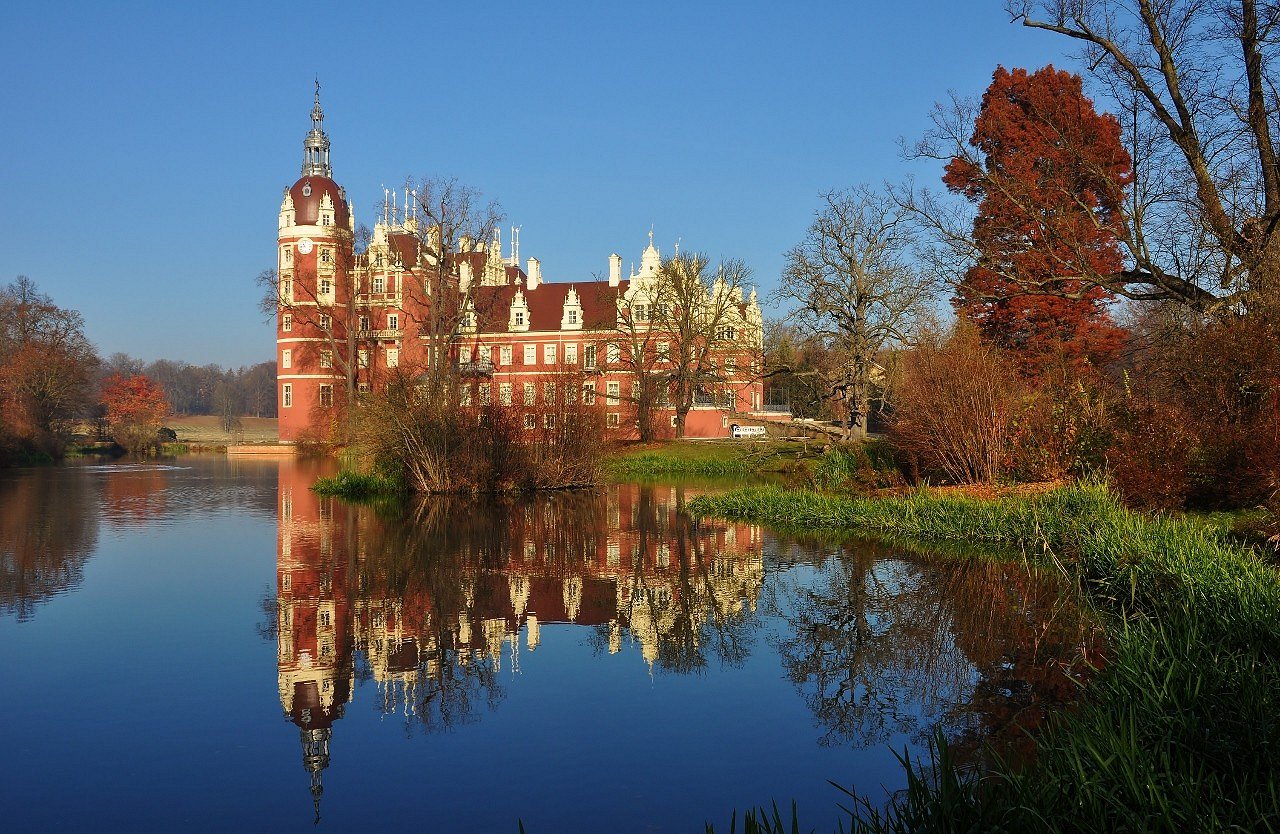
[
  {"x1": 693, "y1": 481, "x2": 1280, "y2": 832},
  {"x1": 311, "y1": 468, "x2": 403, "y2": 499}
]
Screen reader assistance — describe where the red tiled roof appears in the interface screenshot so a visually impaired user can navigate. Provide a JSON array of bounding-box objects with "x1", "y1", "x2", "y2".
[
  {"x1": 470, "y1": 279, "x2": 627, "y2": 333},
  {"x1": 385, "y1": 231, "x2": 421, "y2": 267}
]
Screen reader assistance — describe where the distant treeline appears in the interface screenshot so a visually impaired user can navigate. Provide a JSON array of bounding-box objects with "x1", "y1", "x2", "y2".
[{"x1": 100, "y1": 353, "x2": 277, "y2": 418}]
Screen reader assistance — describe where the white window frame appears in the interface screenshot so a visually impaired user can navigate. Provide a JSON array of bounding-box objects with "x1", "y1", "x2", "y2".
[
  {"x1": 387, "y1": 313, "x2": 399, "y2": 330},
  {"x1": 500, "y1": 345, "x2": 512, "y2": 366},
  {"x1": 544, "y1": 344, "x2": 557, "y2": 364},
  {"x1": 282, "y1": 313, "x2": 292, "y2": 332},
  {"x1": 282, "y1": 349, "x2": 292, "y2": 369},
  {"x1": 386, "y1": 348, "x2": 399, "y2": 368},
  {"x1": 606, "y1": 381, "x2": 620, "y2": 406},
  {"x1": 523, "y1": 344, "x2": 537, "y2": 365},
  {"x1": 282, "y1": 383, "x2": 293, "y2": 408},
  {"x1": 565, "y1": 343, "x2": 578, "y2": 363}
]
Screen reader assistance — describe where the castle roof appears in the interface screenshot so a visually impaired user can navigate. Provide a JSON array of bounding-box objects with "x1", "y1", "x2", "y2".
[
  {"x1": 288, "y1": 175, "x2": 350, "y2": 229},
  {"x1": 470, "y1": 279, "x2": 629, "y2": 333}
]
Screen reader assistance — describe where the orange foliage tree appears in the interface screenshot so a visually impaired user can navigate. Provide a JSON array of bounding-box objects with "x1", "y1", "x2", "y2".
[
  {"x1": 944, "y1": 66, "x2": 1131, "y2": 375},
  {"x1": 101, "y1": 374, "x2": 170, "y2": 453},
  {"x1": 0, "y1": 277, "x2": 99, "y2": 460}
]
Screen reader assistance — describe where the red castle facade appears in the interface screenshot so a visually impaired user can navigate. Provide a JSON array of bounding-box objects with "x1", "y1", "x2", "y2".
[{"x1": 275, "y1": 88, "x2": 766, "y2": 442}]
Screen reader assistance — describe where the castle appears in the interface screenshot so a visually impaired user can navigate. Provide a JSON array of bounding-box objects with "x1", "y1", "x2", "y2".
[{"x1": 274, "y1": 87, "x2": 765, "y2": 441}]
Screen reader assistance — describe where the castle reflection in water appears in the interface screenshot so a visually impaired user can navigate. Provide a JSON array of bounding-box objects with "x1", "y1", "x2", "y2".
[{"x1": 273, "y1": 460, "x2": 765, "y2": 817}]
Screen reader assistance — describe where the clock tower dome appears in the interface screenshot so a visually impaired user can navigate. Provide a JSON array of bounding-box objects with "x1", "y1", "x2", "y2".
[{"x1": 276, "y1": 82, "x2": 355, "y2": 442}]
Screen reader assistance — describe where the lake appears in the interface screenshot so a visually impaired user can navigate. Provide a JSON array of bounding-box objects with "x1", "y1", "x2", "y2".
[{"x1": 0, "y1": 456, "x2": 1094, "y2": 832}]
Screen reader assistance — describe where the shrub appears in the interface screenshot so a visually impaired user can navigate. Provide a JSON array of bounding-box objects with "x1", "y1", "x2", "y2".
[
  {"x1": 352, "y1": 366, "x2": 606, "y2": 493},
  {"x1": 888, "y1": 325, "x2": 1026, "y2": 484},
  {"x1": 811, "y1": 441, "x2": 904, "y2": 492},
  {"x1": 1007, "y1": 365, "x2": 1114, "y2": 482}
]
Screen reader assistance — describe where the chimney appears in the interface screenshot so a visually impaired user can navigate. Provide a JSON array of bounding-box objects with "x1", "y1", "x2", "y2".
[
  {"x1": 609, "y1": 253, "x2": 622, "y2": 287},
  {"x1": 526, "y1": 257, "x2": 541, "y2": 291}
]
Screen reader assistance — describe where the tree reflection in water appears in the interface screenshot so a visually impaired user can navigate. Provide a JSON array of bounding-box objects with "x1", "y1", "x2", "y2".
[
  {"x1": 271, "y1": 460, "x2": 1094, "y2": 818},
  {"x1": 0, "y1": 469, "x2": 99, "y2": 621},
  {"x1": 770, "y1": 537, "x2": 1099, "y2": 762}
]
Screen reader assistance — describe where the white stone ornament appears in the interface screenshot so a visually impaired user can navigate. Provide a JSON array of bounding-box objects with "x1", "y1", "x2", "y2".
[{"x1": 296, "y1": 238, "x2": 314, "y2": 255}]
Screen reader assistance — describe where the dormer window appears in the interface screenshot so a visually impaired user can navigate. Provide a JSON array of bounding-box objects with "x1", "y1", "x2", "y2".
[
  {"x1": 321, "y1": 214, "x2": 331, "y2": 226},
  {"x1": 515, "y1": 311, "x2": 525, "y2": 326},
  {"x1": 568, "y1": 309, "x2": 579, "y2": 325}
]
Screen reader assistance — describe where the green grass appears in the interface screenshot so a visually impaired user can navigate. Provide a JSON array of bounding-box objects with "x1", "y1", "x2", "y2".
[
  {"x1": 691, "y1": 482, "x2": 1280, "y2": 832},
  {"x1": 606, "y1": 442, "x2": 764, "y2": 478},
  {"x1": 311, "y1": 468, "x2": 403, "y2": 500}
]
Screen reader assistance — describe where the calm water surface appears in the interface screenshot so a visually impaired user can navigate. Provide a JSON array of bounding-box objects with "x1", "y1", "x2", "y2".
[{"x1": 0, "y1": 457, "x2": 1093, "y2": 833}]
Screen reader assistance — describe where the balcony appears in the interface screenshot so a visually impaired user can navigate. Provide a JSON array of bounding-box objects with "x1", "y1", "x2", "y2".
[
  {"x1": 359, "y1": 328, "x2": 403, "y2": 340},
  {"x1": 458, "y1": 359, "x2": 495, "y2": 378}
]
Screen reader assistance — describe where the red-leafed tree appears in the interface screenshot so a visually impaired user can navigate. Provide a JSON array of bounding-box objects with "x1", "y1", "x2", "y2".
[
  {"x1": 101, "y1": 374, "x2": 170, "y2": 453},
  {"x1": 944, "y1": 65, "x2": 1131, "y2": 375}
]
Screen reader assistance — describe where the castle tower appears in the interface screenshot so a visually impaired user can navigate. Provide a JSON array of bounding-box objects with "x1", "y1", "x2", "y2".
[{"x1": 276, "y1": 83, "x2": 355, "y2": 442}]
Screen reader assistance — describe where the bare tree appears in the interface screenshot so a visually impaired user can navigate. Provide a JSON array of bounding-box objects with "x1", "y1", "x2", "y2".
[
  {"x1": 648, "y1": 253, "x2": 759, "y2": 439},
  {"x1": 606, "y1": 284, "x2": 670, "y2": 442},
  {"x1": 402, "y1": 177, "x2": 504, "y2": 388},
  {"x1": 978, "y1": 0, "x2": 1280, "y2": 311},
  {"x1": 776, "y1": 187, "x2": 939, "y2": 441}
]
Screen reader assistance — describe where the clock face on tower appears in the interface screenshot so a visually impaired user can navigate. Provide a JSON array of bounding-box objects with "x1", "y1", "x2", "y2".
[{"x1": 296, "y1": 238, "x2": 314, "y2": 255}]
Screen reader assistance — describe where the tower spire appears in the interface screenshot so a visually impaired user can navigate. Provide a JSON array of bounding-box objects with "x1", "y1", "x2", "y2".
[{"x1": 302, "y1": 81, "x2": 332, "y2": 178}]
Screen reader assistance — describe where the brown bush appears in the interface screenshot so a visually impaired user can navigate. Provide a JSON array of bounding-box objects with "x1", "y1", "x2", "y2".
[
  {"x1": 1104, "y1": 393, "x2": 1197, "y2": 509},
  {"x1": 1007, "y1": 363, "x2": 1115, "y2": 482},
  {"x1": 354, "y1": 365, "x2": 606, "y2": 493},
  {"x1": 1117, "y1": 308, "x2": 1280, "y2": 508},
  {"x1": 888, "y1": 324, "x2": 1027, "y2": 484}
]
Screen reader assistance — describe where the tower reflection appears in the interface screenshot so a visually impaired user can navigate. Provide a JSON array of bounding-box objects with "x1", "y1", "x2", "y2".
[{"x1": 273, "y1": 460, "x2": 766, "y2": 817}]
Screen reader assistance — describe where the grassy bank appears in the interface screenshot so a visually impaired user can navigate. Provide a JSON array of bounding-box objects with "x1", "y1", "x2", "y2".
[
  {"x1": 691, "y1": 483, "x2": 1280, "y2": 832},
  {"x1": 311, "y1": 469, "x2": 403, "y2": 500},
  {"x1": 605, "y1": 440, "x2": 811, "y2": 479}
]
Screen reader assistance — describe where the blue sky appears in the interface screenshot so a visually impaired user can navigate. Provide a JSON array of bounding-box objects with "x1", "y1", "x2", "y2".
[{"x1": 0, "y1": 1, "x2": 1077, "y2": 367}]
